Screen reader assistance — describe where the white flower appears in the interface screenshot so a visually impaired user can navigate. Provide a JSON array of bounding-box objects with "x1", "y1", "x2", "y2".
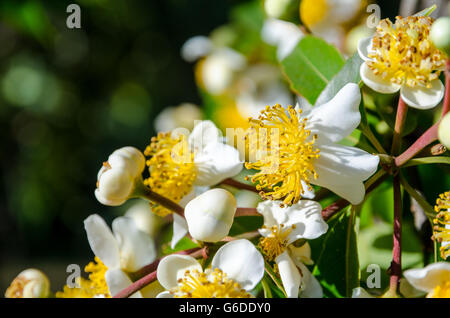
[
  {"x1": 180, "y1": 36, "x2": 213, "y2": 62},
  {"x1": 246, "y1": 83, "x2": 380, "y2": 205},
  {"x1": 403, "y1": 262, "x2": 450, "y2": 298},
  {"x1": 95, "y1": 146, "x2": 145, "y2": 206},
  {"x1": 5, "y1": 269, "x2": 50, "y2": 298},
  {"x1": 264, "y1": 0, "x2": 293, "y2": 19},
  {"x1": 200, "y1": 48, "x2": 246, "y2": 95},
  {"x1": 84, "y1": 214, "x2": 157, "y2": 297},
  {"x1": 124, "y1": 201, "x2": 164, "y2": 238},
  {"x1": 154, "y1": 102, "x2": 203, "y2": 133},
  {"x1": 235, "y1": 64, "x2": 294, "y2": 118},
  {"x1": 156, "y1": 239, "x2": 264, "y2": 298},
  {"x1": 257, "y1": 200, "x2": 328, "y2": 298},
  {"x1": 299, "y1": 0, "x2": 363, "y2": 49},
  {"x1": 357, "y1": 16, "x2": 446, "y2": 109},
  {"x1": 184, "y1": 188, "x2": 237, "y2": 242},
  {"x1": 261, "y1": 18, "x2": 304, "y2": 60}
]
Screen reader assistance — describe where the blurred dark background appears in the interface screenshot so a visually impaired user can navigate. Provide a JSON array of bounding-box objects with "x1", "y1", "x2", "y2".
[
  {"x1": 0, "y1": 0, "x2": 253, "y2": 292},
  {"x1": 2, "y1": 0, "x2": 445, "y2": 294}
]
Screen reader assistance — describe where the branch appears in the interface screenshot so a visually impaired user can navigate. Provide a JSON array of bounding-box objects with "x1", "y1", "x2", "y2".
[{"x1": 113, "y1": 247, "x2": 208, "y2": 298}]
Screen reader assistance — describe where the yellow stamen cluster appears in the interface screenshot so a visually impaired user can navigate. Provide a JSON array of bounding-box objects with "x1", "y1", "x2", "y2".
[
  {"x1": 245, "y1": 104, "x2": 320, "y2": 206},
  {"x1": 368, "y1": 16, "x2": 447, "y2": 88},
  {"x1": 144, "y1": 132, "x2": 197, "y2": 217},
  {"x1": 428, "y1": 281, "x2": 450, "y2": 298},
  {"x1": 170, "y1": 268, "x2": 251, "y2": 298},
  {"x1": 56, "y1": 257, "x2": 110, "y2": 298},
  {"x1": 432, "y1": 191, "x2": 450, "y2": 260},
  {"x1": 259, "y1": 224, "x2": 295, "y2": 261}
]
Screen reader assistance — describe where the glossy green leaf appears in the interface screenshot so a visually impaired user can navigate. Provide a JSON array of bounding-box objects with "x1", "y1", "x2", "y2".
[
  {"x1": 310, "y1": 207, "x2": 360, "y2": 297},
  {"x1": 281, "y1": 36, "x2": 345, "y2": 104}
]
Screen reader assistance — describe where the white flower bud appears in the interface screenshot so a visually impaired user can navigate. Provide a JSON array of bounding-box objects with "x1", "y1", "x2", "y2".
[
  {"x1": 5, "y1": 269, "x2": 50, "y2": 298},
  {"x1": 95, "y1": 146, "x2": 145, "y2": 206},
  {"x1": 184, "y1": 188, "x2": 237, "y2": 242},
  {"x1": 264, "y1": 0, "x2": 292, "y2": 18},
  {"x1": 430, "y1": 17, "x2": 450, "y2": 55},
  {"x1": 438, "y1": 112, "x2": 450, "y2": 149}
]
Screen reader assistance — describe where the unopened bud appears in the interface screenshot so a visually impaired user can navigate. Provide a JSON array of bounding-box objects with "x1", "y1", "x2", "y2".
[
  {"x1": 430, "y1": 17, "x2": 450, "y2": 55},
  {"x1": 438, "y1": 113, "x2": 450, "y2": 149},
  {"x1": 184, "y1": 188, "x2": 237, "y2": 242},
  {"x1": 5, "y1": 269, "x2": 50, "y2": 298}
]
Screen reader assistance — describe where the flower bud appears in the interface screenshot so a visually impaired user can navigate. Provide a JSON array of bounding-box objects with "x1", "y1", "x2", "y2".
[
  {"x1": 184, "y1": 188, "x2": 236, "y2": 242},
  {"x1": 95, "y1": 146, "x2": 145, "y2": 206},
  {"x1": 438, "y1": 112, "x2": 450, "y2": 149},
  {"x1": 430, "y1": 17, "x2": 450, "y2": 55},
  {"x1": 5, "y1": 269, "x2": 50, "y2": 298}
]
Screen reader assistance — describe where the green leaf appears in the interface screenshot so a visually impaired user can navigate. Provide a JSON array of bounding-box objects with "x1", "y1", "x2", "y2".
[
  {"x1": 315, "y1": 52, "x2": 363, "y2": 106},
  {"x1": 281, "y1": 36, "x2": 345, "y2": 104},
  {"x1": 310, "y1": 207, "x2": 360, "y2": 297},
  {"x1": 402, "y1": 156, "x2": 450, "y2": 168},
  {"x1": 228, "y1": 215, "x2": 263, "y2": 237}
]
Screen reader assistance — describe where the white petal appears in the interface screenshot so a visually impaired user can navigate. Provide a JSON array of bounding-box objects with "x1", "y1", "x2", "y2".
[
  {"x1": 357, "y1": 37, "x2": 374, "y2": 61},
  {"x1": 188, "y1": 120, "x2": 222, "y2": 152},
  {"x1": 156, "y1": 291, "x2": 174, "y2": 298},
  {"x1": 109, "y1": 146, "x2": 145, "y2": 177},
  {"x1": 400, "y1": 79, "x2": 444, "y2": 110},
  {"x1": 105, "y1": 268, "x2": 142, "y2": 298},
  {"x1": 307, "y1": 83, "x2": 361, "y2": 143},
  {"x1": 288, "y1": 243, "x2": 314, "y2": 265},
  {"x1": 360, "y1": 63, "x2": 401, "y2": 94},
  {"x1": 351, "y1": 287, "x2": 374, "y2": 298},
  {"x1": 171, "y1": 213, "x2": 188, "y2": 249},
  {"x1": 194, "y1": 142, "x2": 243, "y2": 186},
  {"x1": 257, "y1": 200, "x2": 328, "y2": 242},
  {"x1": 300, "y1": 180, "x2": 315, "y2": 199},
  {"x1": 112, "y1": 217, "x2": 156, "y2": 272},
  {"x1": 313, "y1": 142, "x2": 379, "y2": 204},
  {"x1": 180, "y1": 36, "x2": 213, "y2": 62},
  {"x1": 95, "y1": 168, "x2": 133, "y2": 206},
  {"x1": 211, "y1": 239, "x2": 264, "y2": 291},
  {"x1": 156, "y1": 255, "x2": 202, "y2": 290},
  {"x1": 276, "y1": 251, "x2": 301, "y2": 298},
  {"x1": 403, "y1": 262, "x2": 450, "y2": 293},
  {"x1": 84, "y1": 214, "x2": 120, "y2": 269},
  {"x1": 296, "y1": 262, "x2": 323, "y2": 298},
  {"x1": 261, "y1": 18, "x2": 304, "y2": 60}
]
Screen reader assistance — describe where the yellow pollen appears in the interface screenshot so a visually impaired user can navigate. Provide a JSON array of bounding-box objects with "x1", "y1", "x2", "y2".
[
  {"x1": 245, "y1": 104, "x2": 320, "y2": 206},
  {"x1": 259, "y1": 224, "x2": 294, "y2": 261},
  {"x1": 171, "y1": 268, "x2": 251, "y2": 298},
  {"x1": 300, "y1": 0, "x2": 328, "y2": 28},
  {"x1": 368, "y1": 16, "x2": 447, "y2": 88},
  {"x1": 428, "y1": 280, "x2": 450, "y2": 298},
  {"x1": 56, "y1": 257, "x2": 110, "y2": 298},
  {"x1": 432, "y1": 191, "x2": 450, "y2": 260},
  {"x1": 144, "y1": 132, "x2": 197, "y2": 217}
]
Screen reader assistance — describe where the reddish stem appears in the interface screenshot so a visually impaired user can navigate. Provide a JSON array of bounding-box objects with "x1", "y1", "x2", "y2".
[
  {"x1": 395, "y1": 59, "x2": 450, "y2": 166},
  {"x1": 221, "y1": 178, "x2": 266, "y2": 194},
  {"x1": 394, "y1": 123, "x2": 440, "y2": 166},
  {"x1": 114, "y1": 247, "x2": 208, "y2": 298},
  {"x1": 235, "y1": 207, "x2": 259, "y2": 217},
  {"x1": 391, "y1": 97, "x2": 408, "y2": 155},
  {"x1": 388, "y1": 176, "x2": 402, "y2": 295}
]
